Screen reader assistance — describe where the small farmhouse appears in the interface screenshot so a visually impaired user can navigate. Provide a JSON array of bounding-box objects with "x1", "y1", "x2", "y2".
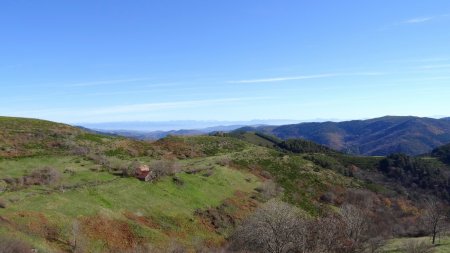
[{"x1": 135, "y1": 164, "x2": 154, "y2": 182}]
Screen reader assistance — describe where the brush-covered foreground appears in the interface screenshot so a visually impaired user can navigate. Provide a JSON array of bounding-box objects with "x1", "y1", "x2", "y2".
[{"x1": 0, "y1": 155, "x2": 259, "y2": 252}]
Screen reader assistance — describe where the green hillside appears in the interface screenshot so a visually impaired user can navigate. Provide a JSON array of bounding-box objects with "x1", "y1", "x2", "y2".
[{"x1": 1, "y1": 117, "x2": 450, "y2": 252}]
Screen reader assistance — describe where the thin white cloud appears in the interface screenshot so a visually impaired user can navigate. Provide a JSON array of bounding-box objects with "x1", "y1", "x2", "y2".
[
  {"x1": 7, "y1": 97, "x2": 270, "y2": 120},
  {"x1": 227, "y1": 72, "x2": 384, "y2": 84},
  {"x1": 66, "y1": 77, "x2": 151, "y2": 87},
  {"x1": 380, "y1": 14, "x2": 449, "y2": 31},
  {"x1": 403, "y1": 17, "x2": 434, "y2": 24},
  {"x1": 228, "y1": 74, "x2": 336, "y2": 84}
]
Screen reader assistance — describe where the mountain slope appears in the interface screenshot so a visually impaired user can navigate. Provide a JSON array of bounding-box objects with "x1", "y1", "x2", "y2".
[
  {"x1": 247, "y1": 116, "x2": 450, "y2": 155},
  {"x1": 0, "y1": 116, "x2": 154, "y2": 159},
  {"x1": 0, "y1": 117, "x2": 264, "y2": 252},
  {"x1": 97, "y1": 125, "x2": 247, "y2": 140},
  {"x1": 1, "y1": 117, "x2": 353, "y2": 252},
  {"x1": 1, "y1": 116, "x2": 448, "y2": 252}
]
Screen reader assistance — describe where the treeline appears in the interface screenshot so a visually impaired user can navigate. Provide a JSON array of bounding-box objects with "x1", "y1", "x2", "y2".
[
  {"x1": 277, "y1": 138, "x2": 336, "y2": 154},
  {"x1": 431, "y1": 143, "x2": 450, "y2": 165},
  {"x1": 378, "y1": 153, "x2": 450, "y2": 201}
]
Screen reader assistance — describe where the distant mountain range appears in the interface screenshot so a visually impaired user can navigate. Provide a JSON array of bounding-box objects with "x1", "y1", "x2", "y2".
[
  {"x1": 234, "y1": 116, "x2": 450, "y2": 156},
  {"x1": 83, "y1": 116, "x2": 450, "y2": 156},
  {"x1": 78, "y1": 119, "x2": 301, "y2": 131},
  {"x1": 97, "y1": 125, "x2": 248, "y2": 140}
]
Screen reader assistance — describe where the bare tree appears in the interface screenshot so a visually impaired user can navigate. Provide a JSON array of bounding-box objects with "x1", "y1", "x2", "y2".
[
  {"x1": 422, "y1": 198, "x2": 448, "y2": 245},
  {"x1": 151, "y1": 160, "x2": 181, "y2": 178},
  {"x1": 254, "y1": 180, "x2": 283, "y2": 200},
  {"x1": 229, "y1": 199, "x2": 306, "y2": 253},
  {"x1": 340, "y1": 204, "x2": 369, "y2": 250},
  {"x1": 313, "y1": 214, "x2": 349, "y2": 253}
]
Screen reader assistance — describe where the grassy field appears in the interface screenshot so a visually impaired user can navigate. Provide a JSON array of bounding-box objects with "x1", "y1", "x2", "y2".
[
  {"x1": 0, "y1": 155, "x2": 102, "y2": 178},
  {"x1": 0, "y1": 119, "x2": 267, "y2": 252},
  {"x1": 382, "y1": 236, "x2": 450, "y2": 253},
  {"x1": 0, "y1": 154, "x2": 261, "y2": 252}
]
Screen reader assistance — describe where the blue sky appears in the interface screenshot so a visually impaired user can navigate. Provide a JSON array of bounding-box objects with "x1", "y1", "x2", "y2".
[{"x1": 1, "y1": 0, "x2": 450, "y2": 123}]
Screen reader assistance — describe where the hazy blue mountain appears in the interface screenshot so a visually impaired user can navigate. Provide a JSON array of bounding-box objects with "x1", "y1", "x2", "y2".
[
  {"x1": 99, "y1": 125, "x2": 248, "y2": 140},
  {"x1": 236, "y1": 116, "x2": 450, "y2": 156},
  {"x1": 78, "y1": 119, "x2": 300, "y2": 131}
]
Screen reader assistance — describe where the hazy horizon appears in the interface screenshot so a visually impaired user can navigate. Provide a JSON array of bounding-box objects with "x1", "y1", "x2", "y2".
[{"x1": 73, "y1": 115, "x2": 449, "y2": 132}]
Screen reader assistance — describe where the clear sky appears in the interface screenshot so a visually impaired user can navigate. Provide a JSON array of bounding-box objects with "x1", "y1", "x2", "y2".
[{"x1": 1, "y1": 0, "x2": 450, "y2": 123}]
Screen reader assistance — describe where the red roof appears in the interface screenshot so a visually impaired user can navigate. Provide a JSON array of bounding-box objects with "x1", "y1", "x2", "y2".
[{"x1": 137, "y1": 171, "x2": 150, "y2": 180}]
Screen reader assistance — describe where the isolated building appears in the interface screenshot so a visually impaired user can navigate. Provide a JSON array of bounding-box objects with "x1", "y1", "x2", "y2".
[{"x1": 135, "y1": 165, "x2": 154, "y2": 182}]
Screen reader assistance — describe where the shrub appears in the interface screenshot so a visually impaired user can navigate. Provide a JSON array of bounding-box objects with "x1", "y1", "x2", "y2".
[
  {"x1": 87, "y1": 152, "x2": 109, "y2": 166},
  {"x1": 70, "y1": 145, "x2": 90, "y2": 156},
  {"x1": 151, "y1": 160, "x2": 181, "y2": 178},
  {"x1": 201, "y1": 170, "x2": 214, "y2": 177},
  {"x1": 0, "y1": 198, "x2": 7, "y2": 208},
  {"x1": 26, "y1": 167, "x2": 61, "y2": 185},
  {"x1": 0, "y1": 236, "x2": 33, "y2": 253},
  {"x1": 0, "y1": 180, "x2": 7, "y2": 192},
  {"x1": 172, "y1": 176, "x2": 184, "y2": 186},
  {"x1": 117, "y1": 161, "x2": 139, "y2": 177},
  {"x1": 254, "y1": 180, "x2": 282, "y2": 200},
  {"x1": 216, "y1": 157, "x2": 231, "y2": 166}
]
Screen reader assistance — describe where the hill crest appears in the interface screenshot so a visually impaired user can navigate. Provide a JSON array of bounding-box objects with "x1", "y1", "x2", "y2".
[{"x1": 234, "y1": 116, "x2": 450, "y2": 155}]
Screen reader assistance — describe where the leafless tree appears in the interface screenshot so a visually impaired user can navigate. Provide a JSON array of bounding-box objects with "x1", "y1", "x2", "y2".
[
  {"x1": 422, "y1": 198, "x2": 448, "y2": 244},
  {"x1": 254, "y1": 180, "x2": 283, "y2": 200},
  {"x1": 340, "y1": 204, "x2": 369, "y2": 250},
  {"x1": 229, "y1": 199, "x2": 306, "y2": 253},
  {"x1": 312, "y1": 214, "x2": 350, "y2": 253},
  {"x1": 151, "y1": 160, "x2": 181, "y2": 178}
]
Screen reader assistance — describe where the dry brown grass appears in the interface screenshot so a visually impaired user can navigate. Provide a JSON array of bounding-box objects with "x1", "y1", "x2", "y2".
[{"x1": 81, "y1": 215, "x2": 141, "y2": 251}]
